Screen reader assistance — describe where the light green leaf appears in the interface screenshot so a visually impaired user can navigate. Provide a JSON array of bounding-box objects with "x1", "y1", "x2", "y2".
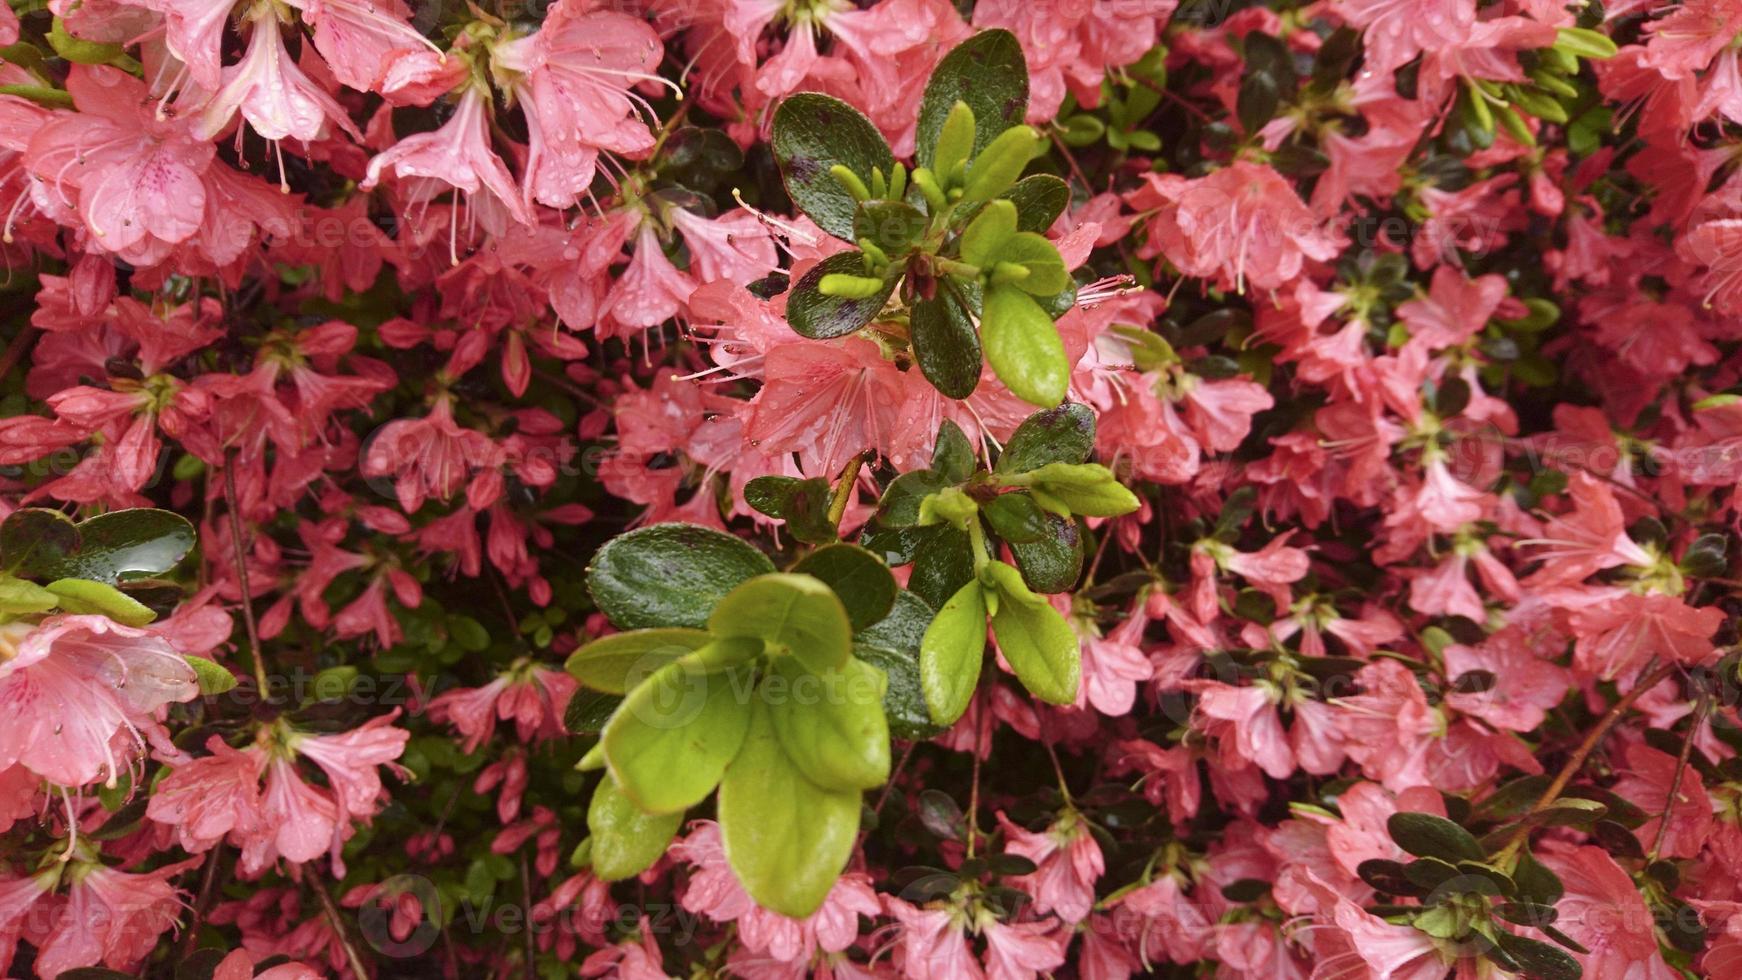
[
  {"x1": 1017, "y1": 462, "x2": 1140, "y2": 517},
  {"x1": 587, "y1": 773, "x2": 684, "y2": 881},
  {"x1": 184, "y1": 655, "x2": 238, "y2": 696},
  {"x1": 931, "y1": 100, "x2": 977, "y2": 182},
  {"x1": 960, "y1": 199, "x2": 1018, "y2": 269},
  {"x1": 984, "y1": 562, "x2": 1079, "y2": 704},
  {"x1": 709, "y1": 573, "x2": 853, "y2": 673},
  {"x1": 719, "y1": 699, "x2": 861, "y2": 918},
  {"x1": 962, "y1": 126, "x2": 1042, "y2": 204},
  {"x1": 982, "y1": 284, "x2": 1069, "y2": 408},
  {"x1": 564, "y1": 628, "x2": 713, "y2": 694},
  {"x1": 766, "y1": 656, "x2": 890, "y2": 791},
  {"x1": 0, "y1": 575, "x2": 60, "y2": 615},
  {"x1": 919, "y1": 580, "x2": 987, "y2": 725},
  {"x1": 603, "y1": 661, "x2": 754, "y2": 814},
  {"x1": 991, "y1": 232, "x2": 1070, "y2": 296},
  {"x1": 45, "y1": 578, "x2": 157, "y2": 626}
]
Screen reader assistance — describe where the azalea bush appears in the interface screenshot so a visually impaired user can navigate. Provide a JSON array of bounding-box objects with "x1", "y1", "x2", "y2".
[{"x1": 5, "y1": 0, "x2": 1742, "y2": 977}]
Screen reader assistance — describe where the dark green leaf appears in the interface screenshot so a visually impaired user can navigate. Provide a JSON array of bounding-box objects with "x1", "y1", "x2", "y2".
[
  {"x1": 998, "y1": 403, "x2": 1096, "y2": 474},
  {"x1": 931, "y1": 420, "x2": 978, "y2": 483},
  {"x1": 773, "y1": 93, "x2": 895, "y2": 240},
  {"x1": 1002, "y1": 174, "x2": 1071, "y2": 233},
  {"x1": 4, "y1": 507, "x2": 195, "y2": 583},
  {"x1": 789, "y1": 251, "x2": 896, "y2": 339},
  {"x1": 1513, "y1": 847, "x2": 1563, "y2": 905},
  {"x1": 794, "y1": 543, "x2": 898, "y2": 632},
  {"x1": 1495, "y1": 932, "x2": 1581, "y2": 980},
  {"x1": 911, "y1": 295, "x2": 983, "y2": 400},
  {"x1": 1387, "y1": 811, "x2": 1486, "y2": 863},
  {"x1": 916, "y1": 29, "x2": 1029, "y2": 170},
  {"x1": 587, "y1": 523, "x2": 775, "y2": 630},
  {"x1": 879, "y1": 470, "x2": 955, "y2": 527},
  {"x1": 564, "y1": 688, "x2": 623, "y2": 735},
  {"x1": 856, "y1": 641, "x2": 945, "y2": 741},
  {"x1": 1682, "y1": 531, "x2": 1730, "y2": 578},
  {"x1": 908, "y1": 526, "x2": 974, "y2": 610},
  {"x1": 744, "y1": 476, "x2": 836, "y2": 544},
  {"x1": 1008, "y1": 513, "x2": 1084, "y2": 593},
  {"x1": 983, "y1": 492, "x2": 1049, "y2": 544},
  {"x1": 856, "y1": 200, "x2": 927, "y2": 255},
  {"x1": 1356, "y1": 859, "x2": 1425, "y2": 896}
]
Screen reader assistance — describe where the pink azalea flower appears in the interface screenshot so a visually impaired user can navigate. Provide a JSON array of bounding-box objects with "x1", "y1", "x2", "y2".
[
  {"x1": 426, "y1": 661, "x2": 578, "y2": 752},
  {"x1": 1566, "y1": 591, "x2": 1724, "y2": 681},
  {"x1": 0, "y1": 615, "x2": 198, "y2": 789},
  {"x1": 1127, "y1": 162, "x2": 1339, "y2": 293},
  {"x1": 979, "y1": 917, "x2": 1067, "y2": 980},
  {"x1": 1612, "y1": 743, "x2": 1713, "y2": 861},
  {"x1": 362, "y1": 84, "x2": 532, "y2": 251},
  {"x1": 996, "y1": 810, "x2": 1104, "y2": 924},
  {"x1": 25, "y1": 66, "x2": 216, "y2": 265},
  {"x1": 199, "y1": 11, "x2": 362, "y2": 145},
  {"x1": 1539, "y1": 844, "x2": 1681, "y2": 980}
]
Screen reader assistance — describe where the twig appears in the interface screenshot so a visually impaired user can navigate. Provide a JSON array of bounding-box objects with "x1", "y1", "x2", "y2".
[
  {"x1": 827, "y1": 453, "x2": 865, "y2": 529},
  {"x1": 177, "y1": 846, "x2": 226, "y2": 959},
  {"x1": 0, "y1": 325, "x2": 36, "y2": 382},
  {"x1": 1650, "y1": 692, "x2": 1710, "y2": 862},
  {"x1": 223, "y1": 451, "x2": 270, "y2": 694},
  {"x1": 313, "y1": 876, "x2": 373, "y2": 980},
  {"x1": 520, "y1": 852, "x2": 536, "y2": 980},
  {"x1": 966, "y1": 698, "x2": 986, "y2": 859},
  {"x1": 1498, "y1": 660, "x2": 1677, "y2": 860}
]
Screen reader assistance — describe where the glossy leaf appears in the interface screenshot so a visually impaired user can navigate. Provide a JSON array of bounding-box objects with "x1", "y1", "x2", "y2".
[
  {"x1": 792, "y1": 543, "x2": 898, "y2": 632},
  {"x1": 3, "y1": 508, "x2": 195, "y2": 584},
  {"x1": 910, "y1": 295, "x2": 983, "y2": 400},
  {"x1": 788, "y1": 251, "x2": 896, "y2": 339},
  {"x1": 1002, "y1": 174, "x2": 1070, "y2": 233},
  {"x1": 587, "y1": 524, "x2": 775, "y2": 630},
  {"x1": 915, "y1": 29, "x2": 1029, "y2": 169},
  {"x1": 772, "y1": 93, "x2": 895, "y2": 240},
  {"x1": 998, "y1": 403, "x2": 1097, "y2": 473}
]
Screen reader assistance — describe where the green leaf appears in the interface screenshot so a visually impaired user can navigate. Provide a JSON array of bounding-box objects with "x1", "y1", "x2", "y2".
[
  {"x1": 773, "y1": 93, "x2": 895, "y2": 240},
  {"x1": 1554, "y1": 26, "x2": 1617, "y2": 60},
  {"x1": 1494, "y1": 932, "x2": 1581, "y2": 980},
  {"x1": 930, "y1": 420, "x2": 978, "y2": 483},
  {"x1": 3, "y1": 508, "x2": 195, "y2": 584},
  {"x1": 719, "y1": 698, "x2": 861, "y2": 917},
  {"x1": 908, "y1": 526, "x2": 976, "y2": 611},
  {"x1": 564, "y1": 627, "x2": 714, "y2": 694},
  {"x1": 930, "y1": 99, "x2": 977, "y2": 181},
  {"x1": 982, "y1": 284, "x2": 1068, "y2": 408},
  {"x1": 990, "y1": 232, "x2": 1070, "y2": 296},
  {"x1": 602, "y1": 661, "x2": 754, "y2": 814},
  {"x1": 859, "y1": 589, "x2": 936, "y2": 652},
  {"x1": 879, "y1": 470, "x2": 955, "y2": 527},
  {"x1": 744, "y1": 476, "x2": 836, "y2": 544},
  {"x1": 766, "y1": 656, "x2": 891, "y2": 790},
  {"x1": 855, "y1": 200, "x2": 927, "y2": 255},
  {"x1": 709, "y1": 573, "x2": 853, "y2": 673},
  {"x1": 0, "y1": 575, "x2": 60, "y2": 615},
  {"x1": 48, "y1": 17, "x2": 127, "y2": 64},
  {"x1": 982, "y1": 492, "x2": 1049, "y2": 544},
  {"x1": 793, "y1": 544, "x2": 897, "y2": 632},
  {"x1": 183, "y1": 655, "x2": 238, "y2": 696},
  {"x1": 856, "y1": 591, "x2": 943, "y2": 740},
  {"x1": 1017, "y1": 462, "x2": 1140, "y2": 517},
  {"x1": 587, "y1": 773, "x2": 684, "y2": 881},
  {"x1": 1008, "y1": 514, "x2": 1085, "y2": 594},
  {"x1": 1386, "y1": 811, "x2": 1486, "y2": 863},
  {"x1": 587, "y1": 524, "x2": 775, "y2": 630},
  {"x1": 916, "y1": 29, "x2": 1029, "y2": 170},
  {"x1": 563, "y1": 689, "x2": 622, "y2": 735},
  {"x1": 1002, "y1": 175, "x2": 1070, "y2": 233},
  {"x1": 999, "y1": 403, "x2": 1096, "y2": 473},
  {"x1": 960, "y1": 199, "x2": 1018, "y2": 269},
  {"x1": 962, "y1": 126, "x2": 1042, "y2": 204},
  {"x1": 984, "y1": 562, "x2": 1079, "y2": 704},
  {"x1": 788, "y1": 251, "x2": 896, "y2": 339},
  {"x1": 919, "y1": 579, "x2": 987, "y2": 724},
  {"x1": 911, "y1": 295, "x2": 983, "y2": 400},
  {"x1": 46, "y1": 578, "x2": 157, "y2": 626},
  {"x1": 1513, "y1": 847, "x2": 1564, "y2": 905}
]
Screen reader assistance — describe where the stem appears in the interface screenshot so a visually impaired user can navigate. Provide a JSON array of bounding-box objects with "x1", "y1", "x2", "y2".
[
  {"x1": 0, "y1": 324, "x2": 36, "y2": 382},
  {"x1": 312, "y1": 877, "x2": 372, "y2": 980},
  {"x1": 1043, "y1": 739, "x2": 1074, "y2": 806},
  {"x1": 177, "y1": 846, "x2": 226, "y2": 959},
  {"x1": 827, "y1": 453, "x2": 864, "y2": 529},
  {"x1": 1649, "y1": 692, "x2": 1710, "y2": 862},
  {"x1": 223, "y1": 451, "x2": 270, "y2": 694},
  {"x1": 520, "y1": 853, "x2": 536, "y2": 980},
  {"x1": 1497, "y1": 661, "x2": 1677, "y2": 861},
  {"x1": 966, "y1": 698, "x2": 985, "y2": 859}
]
